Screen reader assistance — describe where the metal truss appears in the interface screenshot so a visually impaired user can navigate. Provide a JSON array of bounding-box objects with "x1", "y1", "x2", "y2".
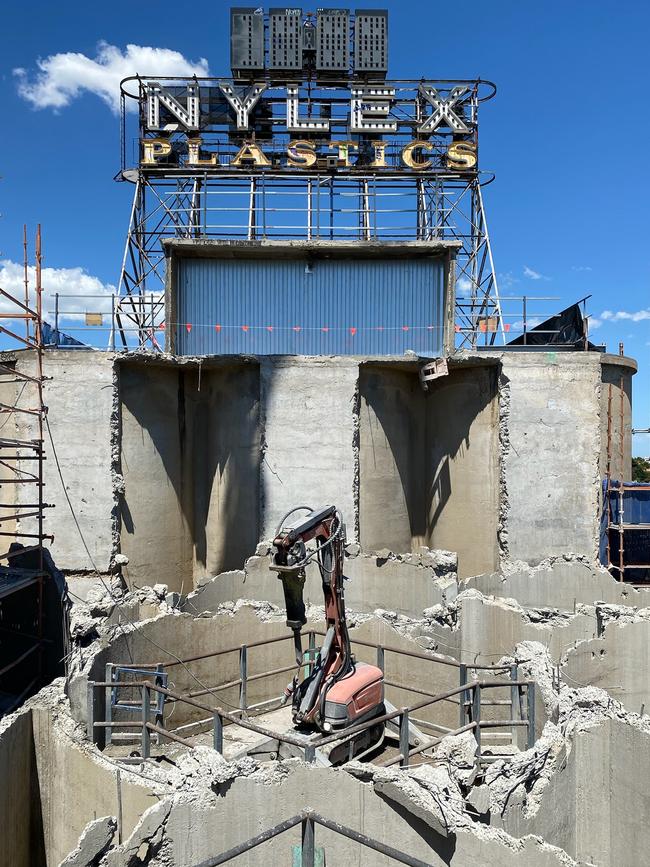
[
  {"x1": 115, "y1": 73, "x2": 503, "y2": 350},
  {"x1": 117, "y1": 170, "x2": 502, "y2": 350}
]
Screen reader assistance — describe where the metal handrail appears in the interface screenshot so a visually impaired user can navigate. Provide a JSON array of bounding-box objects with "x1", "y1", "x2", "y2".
[
  {"x1": 118, "y1": 630, "x2": 298, "y2": 669},
  {"x1": 88, "y1": 674, "x2": 535, "y2": 767},
  {"x1": 35, "y1": 290, "x2": 590, "y2": 351},
  {"x1": 121, "y1": 628, "x2": 513, "y2": 673},
  {"x1": 87, "y1": 630, "x2": 535, "y2": 767},
  {"x1": 191, "y1": 810, "x2": 433, "y2": 867}
]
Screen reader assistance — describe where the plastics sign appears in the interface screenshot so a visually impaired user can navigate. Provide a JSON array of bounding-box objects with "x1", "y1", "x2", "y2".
[{"x1": 125, "y1": 77, "x2": 490, "y2": 175}]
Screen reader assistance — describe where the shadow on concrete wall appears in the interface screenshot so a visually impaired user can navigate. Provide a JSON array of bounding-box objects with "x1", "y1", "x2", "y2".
[
  {"x1": 359, "y1": 362, "x2": 499, "y2": 577},
  {"x1": 359, "y1": 366, "x2": 427, "y2": 551},
  {"x1": 118, "y1": 359, "x2": 261, "y2": 592}
]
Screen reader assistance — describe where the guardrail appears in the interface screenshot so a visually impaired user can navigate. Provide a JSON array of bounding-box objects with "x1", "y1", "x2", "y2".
[
  {"x1": 456, "y1": 294, "x2": 592, "y2": 348},
  {"x1": 34, "y1": 291, "x2": 593, "y2": 353},
  {"x1": 192, "y1": 809, "x2": 432, "y2": 867},
  {"x1": 86, "y1": 630, "x2": 535, "y2": 768},
  {"x1": 45, "y1": 292, "x2": 164, "y2": 351}
]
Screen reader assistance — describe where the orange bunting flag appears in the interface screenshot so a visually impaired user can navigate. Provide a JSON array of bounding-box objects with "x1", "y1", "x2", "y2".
[
  {"x1": 293, "y1": 326, "x2": 301, "y2": 332},
  {"x1": 266, "y1": 325, "x2": 273, "y2": 332},
  {"x1": 241, "y1": 325, "x2": 249, "y2": 332},
  {"x1": 322, "y1": 326, "x2": 329, "y2": 332},
  {"x1": 160, "y1": 321, "x2": 166, "y2": 330},
  {"x1": 454, "y1": 325, "x2": 461, "y2": 333},
  {"x1": 350, "y1": 327, "x2": 357, "y2": 336},
  {"x1": 504, "y1": 323, "x2": 511, "y2": 332},
  {"x1": 402, "y1": 325, "x2": 409, "y2": 332},
  {"x1": 185, "y1": 323, "x2": 192, "y2": 333},
  {"x1": 215, "y1": 324, "x2": 221, "y2": 333}
]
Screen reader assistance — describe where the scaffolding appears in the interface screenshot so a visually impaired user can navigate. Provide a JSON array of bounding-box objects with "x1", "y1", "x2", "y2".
[
  {"x1": 604, "y1": 378, "x2": 650, "y2": 585},
  {"x1": 0, "y1": 226, "x2": 54, "y2": 714}
]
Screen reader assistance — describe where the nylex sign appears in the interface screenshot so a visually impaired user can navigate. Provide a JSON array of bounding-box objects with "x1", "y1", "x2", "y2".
[{"x1": 140, "y1": 81, "x2": 478, "y2": 172}]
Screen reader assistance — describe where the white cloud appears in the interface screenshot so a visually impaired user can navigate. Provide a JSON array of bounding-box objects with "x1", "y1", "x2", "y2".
[
  {"x1": 586, "y1": 316, "x2": 603, "y2": 330},
  {"x1": 600, "y1": 309, "x2": 650, "y2": 322},
  {"x1": 523, "y1": 266, "x2": 549, "y2": 281},
  {"x1": 571, "y1": 265, "x2": 593, "y2": 272},
  {"x1": 14, "y1": 42, "x2": 209, "y2": 113},
  {"x1": 0, "y1": 259, "x2": 115, "y2": 322},
  {"x1": 511, "y1": 317, "x2": 542, "y2": 332},
  {"x1": 456, "y1": 277, "x2": 472, "y2": 295},
  {"x1": 497, "y1": 271, "x2": 518, "y2": 288}
]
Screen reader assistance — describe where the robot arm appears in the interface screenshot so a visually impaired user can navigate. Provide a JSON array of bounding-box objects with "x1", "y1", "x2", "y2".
[{"x1": 270, "y1": 505, "x2": 353, "y2": 726}]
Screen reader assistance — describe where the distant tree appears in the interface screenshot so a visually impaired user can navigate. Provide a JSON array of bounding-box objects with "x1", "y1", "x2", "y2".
[{"x1": 632, "y1": 456, "x2": 650, "y2": 482}]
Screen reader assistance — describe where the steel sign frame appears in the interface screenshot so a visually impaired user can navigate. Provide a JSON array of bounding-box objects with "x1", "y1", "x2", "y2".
[{"x1": 114, "y1": 28, "x2": 502, "y2": 351}]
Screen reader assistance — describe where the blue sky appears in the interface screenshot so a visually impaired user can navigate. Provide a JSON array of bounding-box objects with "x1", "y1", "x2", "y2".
[{"x1": 1, "y1": 0, "x2": 648, "y2": 453}]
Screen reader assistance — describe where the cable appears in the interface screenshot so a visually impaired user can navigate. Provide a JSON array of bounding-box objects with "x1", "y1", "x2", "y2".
[
  {"x1": 58, "y1": 725, "x2": 173, "y2": 795},
  {"x1": 45, "y1": 415, "x2": 243, "y2": 712},
  {"x1": 273, "y1": 505, "x2": 314, "y2": 539},
  {"x1": 0, "y1": 381, "x2": 27, "y2": 431},
  {"x1": 47, "y1": 425, "x2": 626, "y2": 716}
]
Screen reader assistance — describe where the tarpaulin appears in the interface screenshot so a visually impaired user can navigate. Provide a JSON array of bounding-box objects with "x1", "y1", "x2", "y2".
[
  {"x1": 507, "y1": 302, "x2": 596, "y2": 349},
  {"x1": 42, "y1": 321, "x2": 88, "y2": 348}
]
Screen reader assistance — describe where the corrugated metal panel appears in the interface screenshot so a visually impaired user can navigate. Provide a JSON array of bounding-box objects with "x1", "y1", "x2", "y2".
[{"x1": 175, "y1": 256, "x2": 446, "y2": 356}]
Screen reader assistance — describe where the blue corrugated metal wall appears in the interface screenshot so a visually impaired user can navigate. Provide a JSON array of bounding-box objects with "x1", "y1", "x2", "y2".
[{"x1": 175, "y1": 257, "x2": 446, "y2": 356}]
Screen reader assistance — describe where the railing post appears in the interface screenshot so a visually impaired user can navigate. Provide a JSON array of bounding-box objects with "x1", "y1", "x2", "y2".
[
  {"x1": 301, "y1": 813, "x2": 315, "y2": 867},
  {"x1": 459, "y1": 664, "x2": 467, "y2": 727},
  {"x1": 54, "y1": 292, "x2": 59, "y2": 346},
  {"x1": 510, "y1": 664, "x2": 519, "y2": 749},
  {"x1": 110, "y1": 294, "x2": 116, "y2": 351},
  {"x1": 472, "y1": 684, "x2": 481, "y2": 759},
  {"x1": 400, "y1": 709, "x2": 410, "y2": 768},
  {"x1": 239, "y1": 645, "x2": 248, "y2": 713},
  {"x1": 87, "y1": 680, "x2": 96, "y2": 744},
  {"x1": 155, "y1": 664, "x2": 165, "y2": 743},
  {"x1": 376, "y1": 645, "x2": 385, "y2": 673},
  {"x1": 527, "y1": 682, "x2": 536, "y2": 749},
  {"x1": 150, "y1": 293, "x2": 155, "y2": 348},
  {"x1": 141, "y1": 684, "x2": 151, "y2": 759},
  {"x1": 523, "y1": 295, "x2": 528, "y2": 345},
  {"x1": 213, "y1": 713, "x2": 223, "y2": 754},
  {"x1": 105, "y1": 663, "x2": 113, "y2": 746}
]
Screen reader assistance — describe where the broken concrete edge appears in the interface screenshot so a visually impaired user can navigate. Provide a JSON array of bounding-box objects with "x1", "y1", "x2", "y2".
[
  {"x1": 62, "y1": 589, "x2": 650, "y2": 773},
  {"x1": 483, "y1": 640, "x2": 650, "y2": 821},
  {"x1": 346, "y1": 759, "x2": 581, "y2": 865},
  {"x1": 339, "y1": 639, "x2": 650, "y2": 855},
  {"x1": 18, "y1": 675, "x2": 580, "y2": 867},
  {"x1": 57, "y1": 754, "x2": 582, "y2": 867},
  {"x1": 497, "y1": 365, "x2": 512, "y2": 564},
  {"x1": 62, "y1": 548, "x2": 648, "y2": 688},
  {"x1": 59, "y1": 816, "x2": 117, "y2": 867},
  {"x1": 462, "y1": 554, "x2": 650, "y2": 611},
  {"x1": 6, "y1": 629, "x2": 650, "y2": 866},
  {"x1": 66, "y1": 574, "x2": 650, "y2": 690}
]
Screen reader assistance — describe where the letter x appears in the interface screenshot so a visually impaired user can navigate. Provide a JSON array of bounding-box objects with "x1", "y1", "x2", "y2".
[{"x1": 418, "y1": 86, "x2": 470, "y2": 134}]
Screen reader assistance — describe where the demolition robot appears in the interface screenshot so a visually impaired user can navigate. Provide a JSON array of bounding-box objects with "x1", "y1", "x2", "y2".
[{"x1": 270, "y1": 505, "x2": 385, "y2": 758}]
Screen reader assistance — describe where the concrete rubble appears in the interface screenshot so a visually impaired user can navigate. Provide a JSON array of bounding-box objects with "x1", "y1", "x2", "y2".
[
  {"x1": 0, "y1": 677, "x2": 584, "y2": 866},
  {"x1": 1, "y1": 554, "x2": 647, "y2": 865},
  {"x1": 60, "y1": 817, "x2": 117, "y2": 867}
]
